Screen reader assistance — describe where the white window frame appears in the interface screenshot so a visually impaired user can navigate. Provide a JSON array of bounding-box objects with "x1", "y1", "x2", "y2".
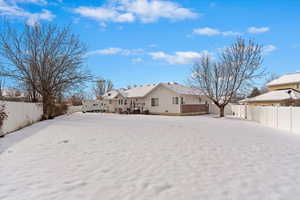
[
  {"x1": 172, "y1": 97, "x2": 179, "y2": 104},
  {"x1": 151, "y1": 98, "x2": 159, "y2": 107}
]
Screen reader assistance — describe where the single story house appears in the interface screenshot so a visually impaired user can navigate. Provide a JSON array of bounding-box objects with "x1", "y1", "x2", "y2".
[
  {"x1": 244, "y1": 89, "x2": 300, "y2": 106},
  {"x1": 242, "y1": 72, "x2": 300, "y2": 106},
  {"x1": 102, "y1": 82, "x2": 211, "y2": 115}
]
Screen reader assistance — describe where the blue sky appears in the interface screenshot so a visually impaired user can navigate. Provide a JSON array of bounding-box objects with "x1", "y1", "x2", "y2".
[{"x1": 1, "y1": 0, "x2": 300, "y2": 88}]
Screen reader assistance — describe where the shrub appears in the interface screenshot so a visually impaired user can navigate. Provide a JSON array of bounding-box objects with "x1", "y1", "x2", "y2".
[
  {"x1": 49, "y1": 102, "x2": 69, "y2": 118},
  {"x1": 0, "y1": 104, "x2": 8, "y2": 129}
]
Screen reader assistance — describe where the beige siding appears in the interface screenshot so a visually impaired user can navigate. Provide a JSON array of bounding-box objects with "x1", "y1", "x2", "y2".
[
  {"x1": 103, "y1": 99, "x2": 118, "y2": 112},
  {"x1": 268, "y1": 83, "x2": 300, "y2": 91},
  {"x1": 182, "y1": 95, "x2": 210, "y2": 104},
  {"x1": 247, "y1": 101, "x2": 281, "y2": 106},
  {"x1": 144, "y1": 86, "x2": 181, "y2": 114}
]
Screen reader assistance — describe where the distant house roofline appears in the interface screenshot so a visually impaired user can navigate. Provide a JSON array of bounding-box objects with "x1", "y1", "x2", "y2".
[
  {"x1": 266, "y1": 72, "x2": 300, "y2": 87},
  {"x1": 102, "y1": 82, "x2": 203, "y2": 99}
]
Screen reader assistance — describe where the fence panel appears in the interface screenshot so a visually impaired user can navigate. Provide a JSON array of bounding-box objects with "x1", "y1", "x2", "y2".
[
  {"x1": 0, "y1": 101, "x2": 43, "y2": 135},
  {"x1": 232, "y1": 105, "x2": 300, "y2": 134},
  {"x1": 291, "y1": 107, "x2": 300, "y2": 134},
  {"x1": 181, "y1": 104, "x2": 209, "y2": 114},
  {"x1": 277, "y1": 107, "x2": 292, "y2": 132}
]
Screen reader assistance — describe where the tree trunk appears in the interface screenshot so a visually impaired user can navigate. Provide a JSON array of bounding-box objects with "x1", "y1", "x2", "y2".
[
  {"x1": 42, "y1": 95, "x2": 54, "y2": 120},
  {"x1": 219, "y1": 105, "x2": 225, "y2": 117},
  {"x1": 42, "y1": 96, "x2": 49, "y2": 120}
]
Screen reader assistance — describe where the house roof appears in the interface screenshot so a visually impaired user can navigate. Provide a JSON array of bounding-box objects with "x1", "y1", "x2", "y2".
[
  {"x1": 266, "y1": 72, "x2": 300, "y2": 87},
  {"x1": 102, "y1": 90, "x2": 120, "y2": 99},
  {"x1": 161, "y1": 82, "x2": 202, "y2": 96},
  {"x1": 102, "y1": 82, "x2": 202, "y2": 99},
  {"x1": 1, "y1": 89, "x2": 27, "y2": 98},
  {"x1": 245, "y1": 89, "x2": 300, "y2": 102},
  {"x1": 123, "y1": 84, "x2": 158, "y2": 98}
]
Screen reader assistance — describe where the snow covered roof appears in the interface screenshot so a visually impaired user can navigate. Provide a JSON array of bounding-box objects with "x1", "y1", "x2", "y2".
[
  {"x1": 102, "y1": 82, "x2": 202, "y2": 99},
  {"x1": 161, "y1": 82, "x2": 202, "y2": 96},
  {"x1": 102, "y1": 90, "x2": 121, "y2": 99},
  {"x1": 1, "y1": 89, "x2": 27, "y2": 98},
  {"x1": 122, "y1": 84, "x2": 158, "y2": 98},
  {"x1": 266, "y1": 72, "x2": 300, "y2": 87},
  {"x1": 245, "y1": 89, "x2": 300, "y2": 102}
]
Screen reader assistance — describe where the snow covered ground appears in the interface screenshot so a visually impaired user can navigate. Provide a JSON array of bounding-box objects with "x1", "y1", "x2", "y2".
[{"x1": 1, "y1": 113, "x2": 300, "y2": 200}]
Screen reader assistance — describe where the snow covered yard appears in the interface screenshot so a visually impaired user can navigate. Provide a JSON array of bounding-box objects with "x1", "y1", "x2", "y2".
[{"x1": 1, "y1": 113, "x2": 300, "y2": 200}]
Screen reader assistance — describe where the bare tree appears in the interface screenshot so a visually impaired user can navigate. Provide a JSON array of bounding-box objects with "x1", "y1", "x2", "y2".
[
  {"x1": 0, "y1": 23, "x2": 91, "y2": 119},
  {"x1": 260, "y1": 72, "x2": 279, "y2": 93},
  {"x1": 93, "y1": 78, "x2": 113, "y2": 99},
  {"x1": 190, "y1": 38, "x2": 264, "y2": 117}
]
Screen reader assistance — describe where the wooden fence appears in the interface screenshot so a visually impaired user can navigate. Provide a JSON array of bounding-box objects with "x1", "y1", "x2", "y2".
[{"x1": 181, "y1": 104, "x2": 209, "y2": 114}]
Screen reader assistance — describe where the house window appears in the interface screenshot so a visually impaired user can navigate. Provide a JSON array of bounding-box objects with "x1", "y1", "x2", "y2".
[
  {"x1": 172, "y1": 97, "x2": 179, "y2": 104},
  {"x1": 297, "y1": 83, "x2": 300, "y2": 89},
  {"x1": 109, "y1": 100, "x2": 112, "y2": 104},
  {"x1": 199, "y1": 98, "x2": 202, "y2": 103},
  {"x1": 124, "y1": 99, "x2": 127, "y2": 105},
  {"x1": 180, "y1": 97, "x2": 184, "y2": 104},
  {"x1": 151, "y1": 98, "x2": 159, "y2": 107}
]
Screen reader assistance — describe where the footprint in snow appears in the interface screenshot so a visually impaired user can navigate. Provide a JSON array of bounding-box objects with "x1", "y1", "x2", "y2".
[
  {"x1": 152, "y1": 183, "x2": 172, "y2": 195},
  {"x1": 59, "y1": 140, "x2": 69, "y2": 144}
]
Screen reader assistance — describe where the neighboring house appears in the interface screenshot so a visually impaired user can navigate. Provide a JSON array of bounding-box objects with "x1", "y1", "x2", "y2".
[
  {"x1": 102, "y1": 82, "x2": 211, "y2": 115},
  {"x1": 1, "y1": 89, "x2": 27, "y2": 98},
  {"x1": 243, "y1": 72, "x2": 300, "y2": 106}
]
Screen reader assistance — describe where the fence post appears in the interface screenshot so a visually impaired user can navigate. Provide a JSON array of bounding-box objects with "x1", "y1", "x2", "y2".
[
  {"x1": 290, "y1": 106, "x2": 293, "y2": 133},
  {"x1": 275, "y1": 106, "x2": 278, "y2": 129}
]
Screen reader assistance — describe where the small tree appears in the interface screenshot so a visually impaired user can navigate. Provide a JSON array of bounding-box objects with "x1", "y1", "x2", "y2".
[
  {"x1": 190, "y1": 38, "x2": 264, "y2": 117},
  {"x1": 248, "y1": 87, "x2": 261, "y2": 98},
  {"x1": 0, "y1": 104, "x2": 8, "y2": 133},
  {"x1": 0, "y1": 23, "x2": 91, "y2": 119}
]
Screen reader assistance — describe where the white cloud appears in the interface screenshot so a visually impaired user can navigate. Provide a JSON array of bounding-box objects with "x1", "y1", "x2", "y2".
[
  {"x1": 74, "y1": 0, "x2": 198, "y2": 24},
  {"x1": 26, "y1": 9, "x2": 54, "y2": 26},
  {"x1": 263, "y1": 45, "x2": 277, "y2": 54},
  {"x1": 148, "y1": 50, "x2": 210, "y2": 64},
  {"x1": 222, "y1": 31, "x2": 240, "y2": 36},
  {"x1": 0, "y1": 0, "x2": 54, "y2": 25},
  {"x1": 87, "y1": 47, "x2": 144, "y2": 56},
  {"x1": 193, "y1": 27, "x2": 240, "y2": 36},
  {"x1": 193, "y1": 27, "x2": 220, "y2": 36},
  {"x1": 247, "y1": 26, "x2": 270, "y2": 34},
  {"x1": 132, "y1": 57, "x2": 143, "y2": 64},
  {"x1": 13, "y1": 0, "x2": 47, "y2": 5},
  {"x1": 74, "y1": 7, "x2": 135, "y2": 23}
]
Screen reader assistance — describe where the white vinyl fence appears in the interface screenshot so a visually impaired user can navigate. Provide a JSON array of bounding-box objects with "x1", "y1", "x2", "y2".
[
  {"x1": 0, "y1": 101, "x2": 43, "y2": 136},
  {"x1": 231, "y1": 105, "x2": 300, "y2": 134},
  {"x1": 209, "y1": 103, "x2": 233, "y2": 116},
  {"x1": 67, "y1": 106, "x2": 82, "y2": 114}
]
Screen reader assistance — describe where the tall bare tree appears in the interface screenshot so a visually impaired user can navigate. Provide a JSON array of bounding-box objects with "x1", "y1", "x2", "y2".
[
  {"x1": 93, "y1": 78, "x2": 113, "y2": 99},
  {"x1": 190, "y1": 38, "x2": 264, "y2": 117},
  {"x1": 0, "y1": 23, "x2": 91, "y2": 119}
]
